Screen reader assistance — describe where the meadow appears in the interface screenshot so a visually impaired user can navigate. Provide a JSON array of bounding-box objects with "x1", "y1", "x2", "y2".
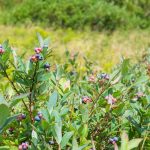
[{"x1": 0, "y1": 25, "x2": 149, "y2": 71}]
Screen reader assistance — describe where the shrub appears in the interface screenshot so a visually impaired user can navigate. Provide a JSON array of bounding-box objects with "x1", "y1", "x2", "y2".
[
  {"x1": 0, "y1": 0, "x2": 150, "y2": 30},
  {"x1": 0, "y1": 34, "x2": 149, "y2": 149}
]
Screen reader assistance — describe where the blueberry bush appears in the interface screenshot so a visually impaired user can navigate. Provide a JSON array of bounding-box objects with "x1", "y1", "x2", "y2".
[{"x1": 0, "y1": 34, "x2": 149, "y2": 150}]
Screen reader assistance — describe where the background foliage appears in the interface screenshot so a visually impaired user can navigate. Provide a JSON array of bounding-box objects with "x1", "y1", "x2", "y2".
[{"x1": 0, "y1": 0, "x2": 150, "y2": 30}]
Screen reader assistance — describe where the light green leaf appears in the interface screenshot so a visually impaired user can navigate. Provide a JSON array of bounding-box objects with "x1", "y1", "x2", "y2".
[
  {"x1": 37, "y1": 33, "x2": 44, "y2": 47},
  {"x1": 72, "y1": 137, "x2": 78, "y2": 150},
  {"x1": 128, "y1": 138, "x2": 142, "y2": 150},
  {"x1": 0, "y1": 104, "x2": 9, "y2": 126},
  {"x1": 0, "y1": 114, "x2": 19, "y2": 133},
  {"x1": 54, "y1": 122, "x2": 62, "y2": 144},
  {"x1": 47, "y1": 91, "x2": 58, "y2": 114},
  {"x1": 61, "y1": 132, "x2": 73, "y2": 148},
  {"x1": 120, "y1": 131, "x2": 129, "y2": 150},
  {"x1": 32, "y1": 130, "x2": 38, "y2": 146},
  {"x1": 10, "y1": 93, "x2": 30, "y2": 107}
]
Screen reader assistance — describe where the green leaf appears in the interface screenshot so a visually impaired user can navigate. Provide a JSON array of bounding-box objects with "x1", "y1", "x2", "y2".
[
  {"x1": 61, "y1": 132, "x2": 73, "y2": 148},
  {"x1": 134, "y1": 76, "x2": 149, "y2": 86},
  {"x1": 37, "y1": 33, "x2": 44, "y2": 47},
  {"x1": 32, "y1": 130, "x2": 38, "y2": 146},
  {"x1": 2, "y1": 40, "x2": 9, "y2": 50},
  {"x1": 0, "y1": 146, "x2": 9, "y2": 150},
  {"x1": 53, "y1": 122, "x2": 62, "y2": 144},
  {"x1": 0, "y1": 104, "x2": 9, "y2": 126},
  {"x1": 120, "y1": 131, "x2": 128, "y2": 150},
  {"x1": 47, "y1": 91, "x2": 58, "y2": 114},
  {"x1": 128, "y1": 138, "x2": 142, "y2": 150},
  {"x1": 10, "y1": 93, "x2": 30, "y2": 107},
  {"x1": 113, "y1": 103, "x2": 125, "y2": 115},
  {"x1": 0, "y1": 114, "x2": 19, "y2": 133},
  {"x1": 44, "y1": 37, "x2": 50, "y2": 47},
  {"x1": 72, "y1": 137, "x2": 78, "y2": 150},
  {"x1": 121, "y1": 59, "x2": 130, "y2": 76}
]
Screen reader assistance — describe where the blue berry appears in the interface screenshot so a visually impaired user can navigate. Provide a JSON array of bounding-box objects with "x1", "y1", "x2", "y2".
[
  {"x1": 34, "y1": 115, "x2": 41, "y2": 121},
  {"x1": 48, "y1": 140, "x2": 54, "y2": 145},
  {"x1": 113, "y1": 137, "x2": 118, "y2": 142},
  {"x1": 21, "y1": 114, "x2": 26, "y2": 119},
  {"x1": 44, "y1": 63, "x2": 50, "y2": 69},
  {"x1": 35, "y1": 54, "x2": 43, "y2": 60}
]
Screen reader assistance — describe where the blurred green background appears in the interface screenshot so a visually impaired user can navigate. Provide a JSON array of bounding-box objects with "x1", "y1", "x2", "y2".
[{"x1": 0, "y1": 0, "x2": 150, "y2": 71}]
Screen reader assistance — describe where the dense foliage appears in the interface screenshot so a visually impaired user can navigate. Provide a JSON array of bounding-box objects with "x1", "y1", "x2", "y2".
[
  {"x1": 0, "y1": 34, "x2": 149, "y2": 149},
  {"x1": 0, "y1": 0, "x2": 150, "y2": 30}
]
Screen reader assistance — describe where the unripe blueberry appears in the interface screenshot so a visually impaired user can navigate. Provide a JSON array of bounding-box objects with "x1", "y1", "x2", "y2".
[
  {"x1": 30, "y1": 55, "x2": 38, "y2": 62},
  {"x1": 0, "y1": 47, "x2": 5, "y2": 54},
  {"x1": 34, "y1": 47, "x2": 42, "y2": 54},
  {"x1": 18, "y1": 142, "x2": 28, "y2": 150},
  {"x1": 82, "y1": 96, "x2": 92, "y2": 104},
  {"x1": 34, "y1": 115, "x2": 41, "y2": 122},
  {"x1": 48, "y1": 140, "x2": 54, "y2": 145},
  {"x1": 18, "y1": 145, "x2": 22, "y2": 150}
]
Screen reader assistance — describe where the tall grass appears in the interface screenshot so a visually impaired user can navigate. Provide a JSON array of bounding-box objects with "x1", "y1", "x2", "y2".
[{"x1": 0, "y1": 25, "x2": 149, "y2": 71}]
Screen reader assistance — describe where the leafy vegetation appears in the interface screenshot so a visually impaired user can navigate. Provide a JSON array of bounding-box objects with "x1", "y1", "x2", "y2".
[
  {"x1": 0, "y1": 0, "x2": 150, "y2": 30},
  {"x1": 0, "y1": 34, "x2": 149, "y2": 149}
]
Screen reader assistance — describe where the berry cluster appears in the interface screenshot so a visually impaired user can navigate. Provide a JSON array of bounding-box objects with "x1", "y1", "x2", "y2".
[
  {"x1": 30, "y1": 54, "x2": 43, "y2": 62},
  {"x1": 109, "y1": 137, "x2": 118, "y2": 144},
  {"x1": 30, "y1": 47, "x2": 43, "y2": 62},
  {"x1": 0, "y1": 45, "x2": 4, "y2": 55},
  {"x1": 18, "y1": 142, "x2": 28, "y2": 150},
  {"x1": 17, "y1": 114, "x2": 26, "y2": 121},
  {"x1": 82, "y1": 96, "x2": 92, "y2": 104},
  {"x1": 34, "y1": 112, "x2": 43, "y2": 122}
]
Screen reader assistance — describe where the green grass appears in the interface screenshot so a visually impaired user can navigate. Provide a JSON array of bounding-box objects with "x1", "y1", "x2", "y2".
[{"x1": 0, "y1": 25, "x2": 150, "y2": 71}]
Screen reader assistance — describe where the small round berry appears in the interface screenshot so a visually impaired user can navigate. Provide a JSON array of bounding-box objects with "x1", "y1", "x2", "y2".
[
  {"x1": 113, "y1": 137, "x2": 118, "y2": 142},
  {"x1": 82, "y1": 96, "x2": 92, "y2": 104},
  {"x1": 48, "y1": 140, "x2": 54, "y2": 145},
  {"x1": 44, "y1": 63, "x2": 50, "y2": 69},
  {"x1": 30, "y1": 55, "x2": 38, "y2": 62},
  {"x1": 18, "y1": 145, "x2": 22, "y2": 150},
  {"x1": 21, "y1": 114, "x2": 26, "y2": 119},
  {"x1": 34, "y1": 115, "x2": 41, "y2": 122},
  {"x1": 35, "y1": 54, "x2": 43, "y2": 60},
  {"x1": 8, "y1": 127, "x2": 14, "y2": 134},
  {"x1": 0, "y1": 47, "x2": 5, "y2": 54},
  {"x1": 34, "y1": 47, "x2": 42, "y2": 54},
  {"x1": 38, "y1": 112, "x2": 43, "y2": 119}
]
